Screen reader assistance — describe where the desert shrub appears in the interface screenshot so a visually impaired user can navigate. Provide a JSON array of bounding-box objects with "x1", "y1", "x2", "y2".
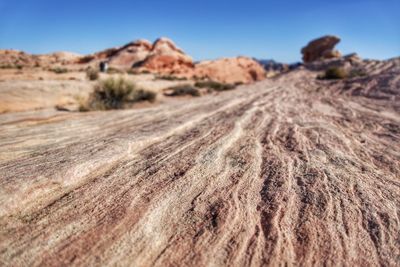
[
  {"x1": 81, "y1": 77, "x2": 156, "y2": 111},
  {"x1": 51, "y1": 67, "x2": 68, "y2": 74},
  {"x1": 194, "y1": 80, "x2": 235, "y2": 91},
  {"x1": 132, "y1": 89, "x2": 157, "y2": 102},
  {"x1": 126, "y1": 69, "x2": 138, "y2": 75},
  {"x1": 156, "y1": 75, "x2": 187, "y2": 81},
  {"x1": 319, "y1": 67, "x2": 348, "y2": 80},
  {"x1": 234, "y1": 81, "x2": 244, "y2": 86},
  {"x1": 164, "y1": 84, "x2": 200, "y2": 97},
  {"x1": 0, "y1": 64, "x2": 23, "y2": 69},
  {"x1": 348, "y1": 68, "x2": 367, "y2": 78},
  {"x1": 0, "y1": 64, "x2": 12, "y2": 69},
  {"x1": 86, "y1": 68, "x2": 99, "y2": 80}
]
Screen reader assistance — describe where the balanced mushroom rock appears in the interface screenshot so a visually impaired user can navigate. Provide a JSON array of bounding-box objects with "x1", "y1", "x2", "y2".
[{"x1": 301, "y1": 35, "x2": 342, "y2": 63}]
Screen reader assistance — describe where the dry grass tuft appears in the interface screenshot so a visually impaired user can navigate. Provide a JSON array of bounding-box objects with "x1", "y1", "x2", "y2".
[
  {"x1": 86, "y1": 68, "x2": 99, "y2": 81},
  {"x1": 195, "y1": 80, "x2": 236, "y2": 91}
]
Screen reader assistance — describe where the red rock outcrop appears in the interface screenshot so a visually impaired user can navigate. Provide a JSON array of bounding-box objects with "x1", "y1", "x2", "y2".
[
  {"x1": 134, "y1": 38, "x2": 194, "y2": 75},
  {"x1": 194, "y1": 57, "x2": 266, "y2": 84},
  {"x1": 301, "y1": 35, "x2": 342, "y2": 63}
]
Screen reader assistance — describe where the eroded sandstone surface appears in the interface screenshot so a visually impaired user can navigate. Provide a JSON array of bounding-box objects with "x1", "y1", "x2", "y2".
[{"x1": 0, "y1": 58, "x2": 399, "y2": 266}]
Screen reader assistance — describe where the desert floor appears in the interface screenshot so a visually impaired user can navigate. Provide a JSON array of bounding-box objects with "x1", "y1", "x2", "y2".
[{"x1": 0, "y1": 69, "x2": 399, "y2": 266}]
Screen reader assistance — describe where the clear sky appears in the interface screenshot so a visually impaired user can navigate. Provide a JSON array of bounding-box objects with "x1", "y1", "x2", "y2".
[{"x1": 0, "y1": 0, "x2": 399, "y2": 62}]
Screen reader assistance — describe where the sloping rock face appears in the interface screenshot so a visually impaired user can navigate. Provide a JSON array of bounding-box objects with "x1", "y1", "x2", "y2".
[
  {"x1": 301, "y1": 35, "x2": 342, "y2": 63},
  {"x1": 194, "y1": 57, "x2": 266, "y2": 84},
  {"x1": 1, "y1": 61, "x2": 399, "y2": 266},
  {"x1": 84, "y1": 40, "x2": 152, "y2": 67},
  {"x1": 105, "y1": 40, "x2": 153, "y2": 68}
]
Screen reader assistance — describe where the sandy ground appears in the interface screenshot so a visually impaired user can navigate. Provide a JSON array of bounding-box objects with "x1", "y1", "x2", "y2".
[
  {"x1": 0, "y1": 70, "x2": 192, "y2": 113},
  {"x1": 0, "y1": 67, "x2": 399, "y2": 266}
]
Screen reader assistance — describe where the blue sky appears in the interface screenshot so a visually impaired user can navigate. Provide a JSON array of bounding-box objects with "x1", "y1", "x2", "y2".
[{"x1": 0, "y1": 0, "x2": 399, "y2": 62}]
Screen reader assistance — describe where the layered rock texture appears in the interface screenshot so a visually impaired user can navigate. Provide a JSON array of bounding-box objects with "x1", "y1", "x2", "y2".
[{"x1": 301, "y1": 35, "x2": 342, "y2": 63}]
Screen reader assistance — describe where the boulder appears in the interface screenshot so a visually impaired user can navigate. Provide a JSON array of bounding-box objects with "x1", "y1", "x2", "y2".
[{"x1": 301, "y1": 35, "x2": 342, "y2": 63}]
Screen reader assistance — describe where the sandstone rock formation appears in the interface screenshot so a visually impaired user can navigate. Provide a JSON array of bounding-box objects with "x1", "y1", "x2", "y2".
[
  {"x1": 0, "y1": 38, "x2": 266, "y2": 84},
  {"x1": 301, "y1": 35, "x2": 342, "y2": 63},
  {"x1": 134, "y1": 37, "x2": 194, "y2": 75},
  {"x1": 82, "y1": 38, "x2": 194, "y2": 75},
  {"x1": 194, "y1": 57, "x2": 266, "y2": 84},
  {"x1": 82, "y1": 38, "x2": 264, "y2": 83}
]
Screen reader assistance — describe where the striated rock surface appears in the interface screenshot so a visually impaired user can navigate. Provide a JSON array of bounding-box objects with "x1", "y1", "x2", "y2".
[
  {"x1": 194, "y1": 57, "x2": 266, "y2": 84},
  {"x1": 1, "y1": 59, "x2": 399, "y2": 266},
  {"x1": 301, "y1": 35, "x2": 342, "y2": 63}
]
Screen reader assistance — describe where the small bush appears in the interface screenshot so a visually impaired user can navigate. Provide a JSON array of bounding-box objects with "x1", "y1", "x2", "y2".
[
  {"x1": 348, "y1": 68, "x2": 367, "y2": 78},
  {"x1": 194, "y1": 80, "x2": 235, "y2": 91},
  {"x1": 132, "y1": 89, "x2": 157, "y2": 102},
  {"x1": 107, "y1": 67, "x2": 124, "y2": 74},
  {"x1": 86, "y1": 68, "x2": 99, "y2": 80},
  {"x1": 156, "y1": 75, "x2": 187, "y2": 81},
  {"x1": 164, "y1": 84, "x2": 200, "y2": 97},
  {"x1": 319, "y1": 67, "x2": 348, "y2": 80},
  {"x1": 0, "y1": 64, "x2": 23, "y2": 69},
  {"x1": 81, "y1": 77, "x2": 156, "y2": 111},
  {"x1": 51, "y1": 67, "x2": 68, "y2": 74},
  {"x1": 127, "y1": 69, "x2": 138, "y2": 75},
  {"x1": 234, "y1": 81, "x2": 244, "y2": 86}
]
